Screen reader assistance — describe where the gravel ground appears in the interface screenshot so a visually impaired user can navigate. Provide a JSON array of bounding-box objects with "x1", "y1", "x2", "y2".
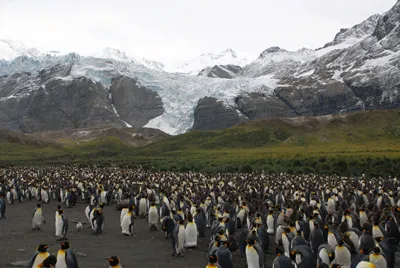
[{"x1": 0, "y1": 201, "x2": 276, "y2": 268}]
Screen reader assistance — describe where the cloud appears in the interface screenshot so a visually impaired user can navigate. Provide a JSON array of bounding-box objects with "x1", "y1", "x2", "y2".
[{"x1": 0, "y1": 0, "x2": 397, "y2": 64}]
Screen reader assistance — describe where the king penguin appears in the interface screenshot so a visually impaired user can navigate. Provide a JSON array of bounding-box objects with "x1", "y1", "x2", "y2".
[
  {"x1": 28, "y1": 244, "x2": 50, "y2": 268},
  {"x1": 356, "y1": 262, "x2": 377, "y2": 268},
  {"x1": 121, "y1": 205, "x2": 134, "y2": 236},
  {"x1": 56, "y1": 241, "x2": 78, "y2": 268},
  {"x1": 368, "y1": 247, "x2": 387, "y2": 268},
  {"x1": 246, "y1": 238, "x2": 263, "y2": 268},
  {"x1": 32, "y1": 203, "x2": 46, "y2": 231},
  {"x1": 148, "y1": 202, "x2": 159, "y2": 231},
  {"x1": 107, "y1": 256, "x2": 122, "y2": 268},
  {"x1": 185, "y1": 218, "x2": 198, "y2": 248},
  {"x1": 334, "y1": 241, "x2": 351, "y2": 268}
]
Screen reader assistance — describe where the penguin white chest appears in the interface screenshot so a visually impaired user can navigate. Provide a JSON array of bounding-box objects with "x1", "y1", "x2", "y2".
[
  {"x1": 267, "y1": 215, "x2": 274, "y2": 234},
  {"x1": 177, "y1": 225, "x2": 186, "y2": 252},
  {"x1": 56, "y1": 250, "x2": 67, "y2": 268},
  {"x1": 33, "y1": 253, "x2": 50, "y2": 268},
  {"x1": 185, "y1": 222, "x2": 197, "y2": 248},
  {"x1": 246, "y1": 246, "x2": 260, "y2": 268},
  {"x1": 121, "y1": 213, "x2": 133, "y2": 235},
  {"x1": 55, "y1": 214, "x2": 63, "y2": 237}
]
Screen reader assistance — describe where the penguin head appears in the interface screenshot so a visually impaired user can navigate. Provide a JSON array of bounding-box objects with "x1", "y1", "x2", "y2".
[
  {"x1": 42, "y1": 255, "x2": 57, "y2": 267},
  {"x1": 57, "y1": 205, "x2": 61, "y2": 210},
  {"x1": 337, "y1": 240, "x2": 344, "y2": 246},
  {"x1": 208, "y1": 254, "x2": 218, "y2": 264},
  {"x1": 275, "y1": 246, "x2": 284, "y2": 256},
  {"x1": 107, "y1": 256, "x2": 120, "y2": 266},
  {"x1": 37, "y1": 244, "x2": 49, "y2": 252},
  {"x1": 60, "y1": 241, "x2": 70, "y2": 250},
  {"x1": 37, "y1": 203, "x2": 41, "y2": 208},
  {"x1": 100, "y1": 203, "x2": 105, "y2": 209},
  {"x1": 247, "y1": 238, "x2": 256, "y2": 246},
  {"x1": 373, "y1": 247, "x2": 380, "y2": 254}
]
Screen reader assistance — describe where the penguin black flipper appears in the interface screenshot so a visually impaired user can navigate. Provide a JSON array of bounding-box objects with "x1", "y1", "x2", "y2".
[
  {"x1": 66, "y1": 251, "x2": 78, "y2": 268},
  {"x1": 27, "y1": 252, "x2": 38, "y2": 268}
]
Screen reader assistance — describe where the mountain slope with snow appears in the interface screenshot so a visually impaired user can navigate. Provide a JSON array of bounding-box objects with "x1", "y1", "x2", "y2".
[{"x1": 164, "y1": 49, "x2": 249, "y2": 75}]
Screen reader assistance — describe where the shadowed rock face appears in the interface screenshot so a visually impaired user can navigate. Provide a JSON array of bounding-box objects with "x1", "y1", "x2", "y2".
[
  {"x1": 192, "y1": 97, "x2": 243, "y2": 130},
  {"x1": 0, "y1": 66, "x2": 125, "y2": 132},
  {"x1": 197, "y1": 65, "x2": 242, "y2": 79},
  {"x1": 235, "y1": 93, "x2": 294, "y2": 119},
  {"x1": 110, "y1": 76, "x2": 164, "y2": 128}
]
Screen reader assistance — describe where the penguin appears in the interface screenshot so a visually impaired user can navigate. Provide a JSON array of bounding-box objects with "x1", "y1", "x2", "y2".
[
  {"x1": 290, "y1": 245, "x2": 317, "y2": 268},
  {"x1": 28, "y1": 244, "x2": 50, "y2": 268},
  {"x1": 266, "y1": 210, "x2": 275, "y2": 234},
  {"x1": 55, "y1": 208, "x2": 64, "y2": 237},
  {"x1": 76, "y1": 222, "x2": 82, "y2": 232},
  {"x1": 368, "y1": 247, "x2": 387, "y2": 268},
  {"x1": 185, "y1": 218, "x2": 198, "y2": 248},
  {"x1": 148, "y1": 202, "x2": 159, "y2": 231},
  {"x1": 121, "y1": 206, "x2": 134, "y2": 236},
  {"x1": 41, "y1": 188, "x2": 49, "y2": 204},
  {"x1": 356, "y1": 262, "x2": 377, "y2": 268},
  {"x1": 85, "y1": 204, "x2": 93, "y2": 223},
  {"x1": 310, "y1": 223, "x2": 325, "y2": 255},
  {"x1": 138, "y1": 196, "x2": 147, "y2": 217},
  {"x1": 161, "y1": 216, "x2": 175, "y2": 239},
  {"x1": 246, "y1": 238, "x2": 263, "y2": 268},
  {"x1": 205, "y1": 254, "x2": 219, "y2": 268},
  {"x1": 0, "y1": 193, "x2": 6, "y2": 219},
  {"x1": 351, "y1": 249, "x2": 369, "y2": 268},
  {"x1": 120, "y1": 206, "x2": 129, "y2": 226},
  {"x1": 317, "y1": 244, "x2": 334, "y2": 266},
  {"x1": 334, "y1": 241, "x2": 351, "y2": 268},
  {"x1": 194, "y1": 208, "x2": 207, "y2": 237},
  {"x1": 107, "y1": 256, "x2": 122, "y2": 268},
  {"x1": 56, "y1": 241, "x2": 78, "y2": 268},
  {"x1": 216, "y1": 240, "x2": 233, "y2": 268},
  {"x1": 32, "y1": 203, "x2": 46, "y2": 231},
  {"x1": 273, "y1": 247, "x2": 296, "y2": 268},
  {"x1": 176, "y1": 219, "x2": 186, "y2": 256}
]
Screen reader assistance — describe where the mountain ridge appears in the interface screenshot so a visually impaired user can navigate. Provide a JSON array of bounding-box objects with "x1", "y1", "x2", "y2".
[{"x1": 1, "y1": 1, "x2": 400, "y2": 135}]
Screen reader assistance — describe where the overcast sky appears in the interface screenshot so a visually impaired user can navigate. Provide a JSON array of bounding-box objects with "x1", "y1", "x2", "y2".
[{"x1": 0, "y1": 0, "x2": 397, "y2": 63}]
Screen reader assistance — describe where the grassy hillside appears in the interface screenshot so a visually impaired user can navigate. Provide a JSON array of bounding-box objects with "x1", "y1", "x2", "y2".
[{"x1": 1, "y1": 110, "x2": 400, "y2": 175}]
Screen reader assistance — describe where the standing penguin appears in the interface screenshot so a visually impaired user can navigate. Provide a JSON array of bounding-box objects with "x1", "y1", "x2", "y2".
[
  {"x1": 32, "y1": 203, "x2": 46, "y2": 231},
  {"x1": 56, "y1": 209, "x2": 68, "y2": 241},
  {"x1": 56, "y1": 241, "x2": 78, "y2": 268},
  {"x1": 55, "y1": 207, "x2": 63, "y2": 237},
  {"x1": 216, "y1": 240, "x2": 233, "y2": 268},
  {"x1": 121, "y1": 206, "x2": 134, "y2": 236},
  {"x1": 173, "y1": 219, "x2": 186, "y2": 256},
  {"x1": 246, "y1": 238, "x2": 263, "y2": 268},
  {"x1": 107, "y1": 256, "x2": 122, "y2": 268},
  {"x1": 334, "y1": 241, "x2": 351, "y2": 268},
  {"x1": 356, "y1": 262, "x2": 377, "y2": 268},
  {"x1": 28, "y1": 244, "x2": 50, "y2": 268},
  {"x1": 138, "y1": 196, "x2": 147, "y2": 218},
  {"x1": 368, "y1": 247, "x2": 387, "y2": 268},
  {"x1": 185, "y1": 218, "x2": 198, "y2": 248},
  {"x1": 92, "y1": 209, "x2": 104, "y2": 235},
  {"x1": 273, "y1": 247, "x2": 296, "y2": 268},
  {"x1": 0, "y1": 193, "x2": 6, "y2": 219},
  {"x1": 148, "y1": 202, "x2": 159, "y2": 231}
]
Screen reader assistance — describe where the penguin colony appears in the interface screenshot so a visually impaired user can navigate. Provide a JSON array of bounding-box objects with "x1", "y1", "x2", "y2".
[{"x1": 0, "y1": 167, "x2": 399, "y2": 268}]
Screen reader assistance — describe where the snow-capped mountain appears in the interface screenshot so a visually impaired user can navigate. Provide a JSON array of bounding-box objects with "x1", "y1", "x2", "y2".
[
  {"x1": 164, "y1": 49, "x2": 249, "y2": 75},
  {"x1": 0, "y1": 39, "x2": 40, "y2": 61},
  {"x1": 91, "y1": 47, "x2": 165, "y2": 71},
  {"x1": 1, "y1": 0, "x2": 400, "y2": 135}
]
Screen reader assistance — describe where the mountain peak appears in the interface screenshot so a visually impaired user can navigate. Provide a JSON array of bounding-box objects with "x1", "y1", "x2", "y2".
[{"x1": 0, "y1": 39, "x2": 40, "y2": 61}]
